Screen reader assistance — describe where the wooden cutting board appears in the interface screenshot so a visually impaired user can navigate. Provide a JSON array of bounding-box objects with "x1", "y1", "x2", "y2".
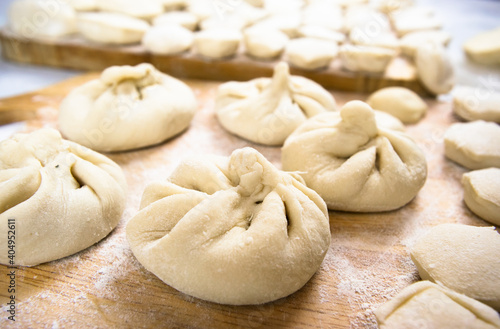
[
  {"x1": 0, "y1": 28, "x2": 434, "y2": 98},
  {"x1": 0, "y1": 74, "x2": 489, "y2": 329}
]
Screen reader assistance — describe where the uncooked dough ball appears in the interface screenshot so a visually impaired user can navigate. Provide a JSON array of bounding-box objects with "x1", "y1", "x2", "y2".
[
  {"x1": 464, "y1": 27, "x2": 500, "y2": 66},
  {"x1": 77, "y1": 12, "x2": 149, "y2": 45},
  {"x1": 59, "y1": 63, "x2": 197, "y2": 152},
  {"x1": 243, "y1": 27, "x2": 289, "y2": 59},
  {"x1": 410, "y1": 224, "x2": 500, "y2": 310},
  {"x1": 152, "y1": 11, "x2": 199, "y2": 31},
  {"x1": 215, "y1": 62, "x2": 337, "y2": 145},
  {"x1": 282, "y1": 101, "x2": 427, "y2": 212},
  {"x1": 0, "y1": 129, "x2": 127, "y2": 267},
  {"x1": 375, "y1": 281, "x2": 500, "y2": 329},
  {"x1": 452, "y1": 86, "x2": 500, "y2": 123},
  {"x1": 339, "y1": 44, "x2": 396, "y2": 74},
  {"x1": 193, "y1": 28, "x2": 242, "y2": 59},
  {"x1": 285, "y1": 38, "x2": 339, "y2": 70},
  {"x1": 415, "y1": 42, "x2": 454, "y2": 95},
  {"x1": 8, "y1": 0, "x2": 77, "y2": 39},
  {"x1": 367, "y1": 87, "x2": 428, "y2": 124},
  {"x1": 391, "y1": 7, "x2": 442, "y2": 37},
  {"x1": 400, "y1": 30, "x2": 451, "y2": 58},
  {"x1": 462, "y1": 168, "x2": 500, "y2": 226},
  {"x1": 126, "y1": 147, "x2": 331, "y2": 305},
  {"x1": 444, "y1": 121, "x2": 500, "y2": 170},
  {"x1": 142, "y1": 25, "x2": 193, "y2": 55}
]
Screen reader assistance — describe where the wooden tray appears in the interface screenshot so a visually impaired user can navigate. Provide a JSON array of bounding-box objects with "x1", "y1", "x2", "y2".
[
  {"x1": 0, "y1": 28, "x2": 434, "y2": 97},
  {"x1": 0, "y1": 74, "x2": 487, "y2": 329}
]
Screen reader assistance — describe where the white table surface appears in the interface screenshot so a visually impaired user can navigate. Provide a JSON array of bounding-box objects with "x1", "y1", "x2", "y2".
[{"x1": 0, "y1": 0, "x2": 499, "y2": 139}]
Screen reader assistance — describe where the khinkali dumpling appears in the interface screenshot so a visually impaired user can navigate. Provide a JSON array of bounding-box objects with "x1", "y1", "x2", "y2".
[
  {"x1": 282, "y1": 100, "x2": 427, "y2": 212},
  {"x1": 215, "y1": 62, "x2": 338, "y2": 145},
  {"x1": 0, "y1": 129, "x2": 126, "y2": 266},
  {"x1": 126, "y1": 147, "x2": 330, "y2": 305},
  {"x1": 59, "y1": 63, "x2": 198, "y2": 152}
]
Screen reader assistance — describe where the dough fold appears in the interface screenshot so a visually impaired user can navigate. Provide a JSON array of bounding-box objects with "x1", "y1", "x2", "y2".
[
  {"x1": 59, "y1": 63, "x2": 197, "y2": 152},
  {"x1": 127, "y1": 147, "x2": 330, "y2": 305},
  {"x1": 215, "y1": 62, "x2": 337, "y2": 145},
  {"x1": 282, "y1": 100, "x2": 427, "y2": 212},
  {"x1": 0, "y1": 129, "x2": 127, "y2": 266}
]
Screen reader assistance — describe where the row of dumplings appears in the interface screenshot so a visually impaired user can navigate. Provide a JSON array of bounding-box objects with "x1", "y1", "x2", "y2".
[
  {"x1": 1, "y1": 60, "x2": 499, "y2": 316},
  {"x1": 7, "y1": 0, "x2": 454, "y2": 94},
  {"x1": 0, "y1": 61, "x2": 429, "y2": 306}
]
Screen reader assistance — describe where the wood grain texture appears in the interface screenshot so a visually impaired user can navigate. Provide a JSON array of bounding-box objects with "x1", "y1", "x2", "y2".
[
  {"x1": 0, "y1": 28, "x2": 434, "y2": 100},
  {"x1": 0, "y1": 75, "x2": 493, "y2": 329}
]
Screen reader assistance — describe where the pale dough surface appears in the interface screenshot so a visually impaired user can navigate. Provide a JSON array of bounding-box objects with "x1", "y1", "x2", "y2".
[
  {"x1": 462, "y1": 168, "x2": 500, "y2": 226},
  {"x1": 193, "y1": 28, "x2": 242, "y2": 59},
  {"x1": 297, "y1": 25, "x2": 346, "y2": 44},
  {"x1": 142, "y1": 25, "x2": 193, "y2": 55},
  {"x1": 77, "y1": 12, "x2": 149, "y2": 45},
  {"x1": 285, "y1": 38, "x2": 339, "y2": 70},
  {"x1": 243, "y1": 27, "x2": 289, "y2": 59},
  {"x1": 367, "y1": 87, "x2": 428, "y2": 124},
  {"x1": 282, "y1": 101, "x2": 427, "y2": 212},
  {"x1": 410, "y1": 224, "x2": 500, "y2": 310},
  {"x1": 95, "y1": 0, "x2": 164, "y2": 20},
  {"x1": 453, "y1": 86, "x2": 500, "y2": 123},
  {"x1": 415, "y1": 42, "x2": 454, "y2": 95},
  {"x1": 400, "y1": 30, "x2": 451, "y2": 58},
  {"x1": 339, "y1": 45, "x2": 396, "y2": 74},
  {"x1": 8, "y1": 0, "x2": 77, "y2": 39},
  {"x1": 375, "y1": 281, "x2": 500, "y2": 329},
  {"x1": 215, "y1": 62, "x2": 337, "y2": 146},
  {"x1": 0, "y1": 129, "x2": 127, "y2": 266},
  {"x1": 464, "y1": 27, "x2": 500, "y2": 66},
  {"x1": 59, "y1": 63, "x2": 197, "y2": 152},
  {"x1": 444, "y1": 121, "x2": 500, "y2": 170},
  {"x1": 126, "y1": 147, "x2": 331, "y2": 305},
  {"x1": 152, "y1": 11, "x2": 199, "y2": 31}
]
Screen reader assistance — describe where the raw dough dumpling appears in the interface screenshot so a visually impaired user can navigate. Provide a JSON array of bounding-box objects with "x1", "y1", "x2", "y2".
[
  {"x1": 142, "y1": 25, "x2": 193, "y2": 55},
  {"x1": 77, "y1": 12, "x2": 149, "y2": 45},
  {"x1": 400, "y1": 30, "x2": 451, "y2": 58},
  {"x1": 282, "y1": 101, "x2": 427, "y2": 212},
  {"x1": 152, "y1": 11, "x2": 199, "y2": 31},
  {"x1": 126, "y1": 147, "x2": 331, "y2": 305},
  {"x1": 367, "y1": 87, "x2": 428, "y2": 124},
  {"x1": 416, "y1": 42, "x2": 454, "y2": 95},
  {"x1": 339, "y1": 44, "x2": 396, "y2": 74},
  {"x1": 444, "y1": 121, "x2": 500, "y2": 170},
  {"x1": 243, "y1": 27, "x2": 289, "y2": 59},
  {"x1": 194, "y1": 28, "x2": 242, "y2": 59},
  {"x1": 8, "y1": 0, "x2": 77, "y2": 39},
  {"x1": 0, "y1": 129, "x2": 127, "y2": 266},
  {"x1": 215, "y1": 62, "x2": 337, "y2": 145},
  {"x1": 59, "y1": 63, "x2": 197, "y2": 152},
  {"x1": 462, "y1": 168, "x2": 500, "y2": 226},
  {"x1": 453, "y1": 86, "x2": 500, "y2": 123},
  {"x1": 251, "y1": 12, "x2": 302, "y2": 38},
  {"x1": 96, "y1": 0, "x2": 164, "y2": 20},
  {"x1": 375, "y1": 281, "x2": 500, "y2": 329},
  {"x1": 464, "y1": 27, "x2": 500, "y2": 66},
  {"x1": 285, "y1": 38, "x2": 338, "y2": 70},
  {"x1": 410, "y1": 224, "x2": 500, "y2": 310}
]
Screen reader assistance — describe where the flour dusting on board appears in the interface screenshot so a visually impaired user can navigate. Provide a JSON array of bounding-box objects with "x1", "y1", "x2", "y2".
[{"x1": 320, "y1": 243, "x2": 419, "y2": 329}]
